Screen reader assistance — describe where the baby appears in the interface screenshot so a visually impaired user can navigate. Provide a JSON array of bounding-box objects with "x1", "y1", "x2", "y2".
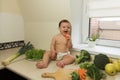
[{"x1": 36, "y1": 19, "x2": 75, "y2": 68}]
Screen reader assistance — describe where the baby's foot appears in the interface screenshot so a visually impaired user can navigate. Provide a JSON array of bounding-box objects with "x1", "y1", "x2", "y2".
[
  {"x1": 36, "y1": 61, "x2": 47, "y2": 69},
  {"x1": 56, "y1": 61, "x2": 64, "y2": 68}
]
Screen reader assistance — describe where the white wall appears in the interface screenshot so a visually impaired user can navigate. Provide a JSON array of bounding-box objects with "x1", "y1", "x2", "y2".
[
  {"x1": 0, "y1": 0, "x2": 24, "y2": 43},
  {"x1": 24, "y1": 21, "x2": 59, "y2": 49},
  {"x1": 0, "y1": 0, "x2": 83, "y2": 49},
  {"x1": 70, "y1": 0, "x2": 85, "y2": 46},
  {"x1": 19, "y1": 0, "x2": 71, "y2": 49},
  {"x1": 0, "y1": 13, "x2": 24, "y2": 42}
]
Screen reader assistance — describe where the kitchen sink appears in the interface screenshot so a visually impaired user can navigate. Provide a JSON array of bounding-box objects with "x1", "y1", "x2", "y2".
[{"x1": 0, "y1": 68, "x2": 28, "y2": 80}]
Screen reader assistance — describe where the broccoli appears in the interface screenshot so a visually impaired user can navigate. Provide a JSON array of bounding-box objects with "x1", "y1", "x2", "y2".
[
  {"x1": 94, "y1": 54, "x2": 110, "y2": 70},
  {"x1": 79, "y1": 62, "x2": 106, "y2": 80},
  {"x1": 75, "y1": 50, "x2": 91, "y2": 64},
  {"x1": 71, "y1": 71, "x2": 79, "y2": 80}
]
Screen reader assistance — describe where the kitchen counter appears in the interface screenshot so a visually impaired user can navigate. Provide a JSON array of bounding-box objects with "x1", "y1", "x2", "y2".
[
  {"x1": 0, "y1": 48, "x2": 79, "y2": 80},
  {"x1": 0, "y1": 48, "x2": 120, "y2": 80}
]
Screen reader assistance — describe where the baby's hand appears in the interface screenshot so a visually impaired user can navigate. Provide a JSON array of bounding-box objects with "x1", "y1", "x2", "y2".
[
  {"x1": 51, "y1": 51, "x2": 57, "y2": 60},
  {"x1": 64, "y1": 34, "x2": 70, "y2": 40}
]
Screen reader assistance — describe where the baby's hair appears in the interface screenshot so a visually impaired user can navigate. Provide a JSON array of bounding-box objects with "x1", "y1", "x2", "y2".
[{"x1": 59, "y1": 19, "x2": 71, "y2": 27}]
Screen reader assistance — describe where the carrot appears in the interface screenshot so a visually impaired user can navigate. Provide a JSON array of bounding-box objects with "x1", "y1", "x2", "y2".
[
  {"x1": 77, "y1": 69, "x2": 87, "y2": 80},
  {"x1": 64, "y1": 34, "x2": 70, "y2": 40}
]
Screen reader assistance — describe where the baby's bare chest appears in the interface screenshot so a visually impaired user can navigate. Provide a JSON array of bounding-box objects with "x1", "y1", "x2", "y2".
[{"x1": 56, "y1": 38, "x2": 67, "y2": 45}]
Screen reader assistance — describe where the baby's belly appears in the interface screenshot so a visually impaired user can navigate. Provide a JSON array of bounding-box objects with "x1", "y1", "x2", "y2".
[{"x1": 56, "y1": 46, "x2": 68, "y2": 53}]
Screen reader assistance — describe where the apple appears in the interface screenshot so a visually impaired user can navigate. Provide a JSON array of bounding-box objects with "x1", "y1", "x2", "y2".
[
  {"x1": 117, "y1": 59, "x2": 120, "y2": 68},
  {"x1": 117, "y1": 59, "x2": 120, "y2": 63},
  {"x1": 105, "y1": 63, "x2": 117, "y2": 76},
  {"x1": 117, "y1": 59, "x2": 120, "y2": 64},
  {"x1": 109, "y1": 57, "x2": 113, "y2": 63},
  {"x1": 113, "y1": 61, "x2": 120, "y2": 72}
]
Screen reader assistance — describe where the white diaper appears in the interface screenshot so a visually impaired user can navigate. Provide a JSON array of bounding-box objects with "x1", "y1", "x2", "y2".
[{"x1": 56, "y1": 51, "x2": 70, "y2": 60}]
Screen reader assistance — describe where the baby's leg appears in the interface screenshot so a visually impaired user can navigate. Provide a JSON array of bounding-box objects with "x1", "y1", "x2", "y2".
[
  {"x1": 36, "y1": 51, "x2": 51, "y2": 69},
  {"x1": 56, "y1": 54, "x2": 75, "y2": 68}
]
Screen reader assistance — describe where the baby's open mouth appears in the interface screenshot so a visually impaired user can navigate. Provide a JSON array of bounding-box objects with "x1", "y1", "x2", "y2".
[{"x1": 64, "y1": 31, "x2": 68, "y2": 33}]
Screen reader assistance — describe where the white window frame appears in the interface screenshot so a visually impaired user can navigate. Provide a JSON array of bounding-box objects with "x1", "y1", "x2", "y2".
[
  {"x1": 70, "y1": 0, "x2": 120, "y2": 58},
  {"x1": 82, "y1": 0, "x2": 120, "y2": 48}
]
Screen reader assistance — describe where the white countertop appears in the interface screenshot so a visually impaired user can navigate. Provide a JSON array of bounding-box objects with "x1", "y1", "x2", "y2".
[
  {"x1": 0, "y1": 48, "x2": 79, "y2": 80},
  {"x1": 0, "y1": 48, "x2": 120, "y2": 80}
]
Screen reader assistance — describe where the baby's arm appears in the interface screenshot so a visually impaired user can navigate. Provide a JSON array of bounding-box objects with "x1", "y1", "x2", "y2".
[
  {"x1": 63, "y1": 33, "x2": 73, "y2": 50},
  {"x1": 50, "y1": 36, "x2": 57, "y2": 59},
  {"x1": 67, "y1": 38, "x2": 73, "y2": 50}
]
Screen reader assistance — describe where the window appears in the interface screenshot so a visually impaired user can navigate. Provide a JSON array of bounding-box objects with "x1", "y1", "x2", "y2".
[
  {"x1": 89, "y1": 17, "x2": 120, "y2": 47},
  {"x1": 81, "y1": 0, "x2": 120, "y2": 48},
  {"x1": 71, "y1": 0, "x2": 120, "y2": 48},
  {"x1": 89, "y1": 17, "x2": 120, "y2": 41},
  {"x1": 70, "y1": 0, "x2": 120, "y2": 58}
]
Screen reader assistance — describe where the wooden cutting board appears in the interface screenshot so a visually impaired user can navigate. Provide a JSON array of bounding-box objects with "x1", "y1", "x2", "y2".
[{"x1": 41, "y1": 69, "x2": 75, "y2": 80}]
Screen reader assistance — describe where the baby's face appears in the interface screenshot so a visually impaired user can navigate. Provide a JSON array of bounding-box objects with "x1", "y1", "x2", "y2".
[{"x1": 59, "y1": 22, "x2": 71, "y2": 35}]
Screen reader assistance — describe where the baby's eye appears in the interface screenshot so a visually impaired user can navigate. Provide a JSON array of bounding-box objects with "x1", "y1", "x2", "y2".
[
  {"x1": 63, "y1": 26, "x2": 66, "y2": 28},
  {"x1": 67, "y1": 26, "x2": 70, "y2": 29}
]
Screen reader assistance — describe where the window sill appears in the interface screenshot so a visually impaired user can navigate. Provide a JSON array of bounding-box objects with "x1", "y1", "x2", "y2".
[{"x1": 73, "y1": 44, "x2": 120, "y2": 59}]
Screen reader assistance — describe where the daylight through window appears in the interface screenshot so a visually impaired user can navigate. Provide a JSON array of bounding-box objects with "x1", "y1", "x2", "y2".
[{"x1": 89, "y1": 17, "x2": 120, "y2": 41}]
